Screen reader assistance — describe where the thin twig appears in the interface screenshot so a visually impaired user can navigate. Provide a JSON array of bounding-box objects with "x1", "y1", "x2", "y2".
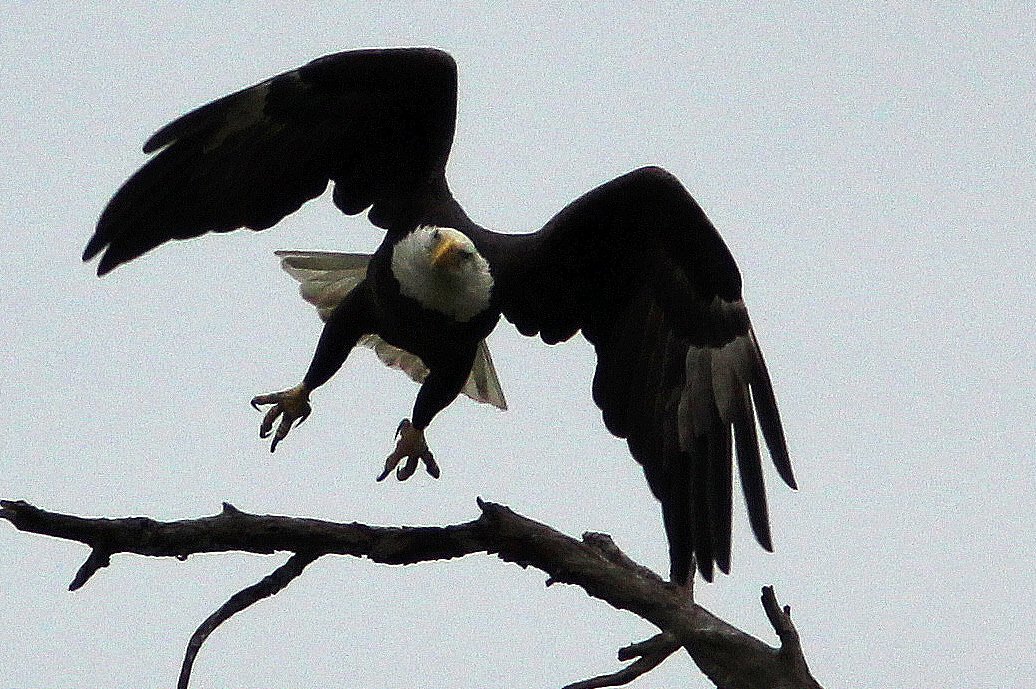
[
  {"x1": 178, "y1": 551, "x2": 320, "y2": 689},
  {"x1": 69, "y1": 547, "x2": 111, "y2": 591},
  {"x1": 760, "y1": 585, "x2": 823, "y2": 689},
  {"x1": 563, "y1": 632, "x2": 681, "y2": 689}
]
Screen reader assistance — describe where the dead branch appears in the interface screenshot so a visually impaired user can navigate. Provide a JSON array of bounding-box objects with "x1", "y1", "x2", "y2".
[{"x1": 1, "y1": 498, "x2": 823, "y2": 689}]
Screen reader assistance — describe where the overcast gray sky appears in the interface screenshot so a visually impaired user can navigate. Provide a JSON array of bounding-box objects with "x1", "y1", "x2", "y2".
[{"x1": 2, "y1": 3, "x2": 1033, "y2": 688}]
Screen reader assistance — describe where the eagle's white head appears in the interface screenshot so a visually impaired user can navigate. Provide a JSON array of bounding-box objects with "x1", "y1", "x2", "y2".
[{"x1": 390, "y1": 226, "x2": 493, "y2": 322}]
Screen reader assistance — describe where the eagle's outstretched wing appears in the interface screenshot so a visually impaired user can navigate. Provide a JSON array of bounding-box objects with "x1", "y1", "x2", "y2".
[
  {"x1": 84, "y1": 48, "x2": 459, "y2": 275},
  {"x1": 486, "y1": 166, "x2": 795, "y2": 582}
]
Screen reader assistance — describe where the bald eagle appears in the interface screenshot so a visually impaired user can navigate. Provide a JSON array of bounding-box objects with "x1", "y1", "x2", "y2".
[{"x1": 84, "y1": 48, "x2": 795, "y2": 583}]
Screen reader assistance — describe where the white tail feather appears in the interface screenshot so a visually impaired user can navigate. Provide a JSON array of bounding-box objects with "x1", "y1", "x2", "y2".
[{"x1": 276, "y1": 250, "x2": 508, "y2": 410}]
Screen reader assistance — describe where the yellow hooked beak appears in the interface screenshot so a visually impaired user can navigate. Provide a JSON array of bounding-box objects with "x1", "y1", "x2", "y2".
[{"x1": 430, "y1": 235, "x2": 466, "y2": 269}]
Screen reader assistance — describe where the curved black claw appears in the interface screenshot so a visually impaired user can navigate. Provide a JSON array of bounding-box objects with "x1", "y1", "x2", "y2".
[
  {"x1": 250, "y1": 385, "x2": 312, "y2": 452},
  {"x1": 377, "y1": 419, "x2": 440, "y2": 481}
]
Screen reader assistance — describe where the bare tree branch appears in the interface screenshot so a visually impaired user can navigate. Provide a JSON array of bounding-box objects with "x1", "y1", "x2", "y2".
[{"x1": 1, "y1": 498, "x2": 823, "y2": 689}]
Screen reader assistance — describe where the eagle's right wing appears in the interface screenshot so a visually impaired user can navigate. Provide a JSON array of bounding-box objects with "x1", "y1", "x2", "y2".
[{"x1": 85, "y1": 48, "x2": 459, "y2": 275}]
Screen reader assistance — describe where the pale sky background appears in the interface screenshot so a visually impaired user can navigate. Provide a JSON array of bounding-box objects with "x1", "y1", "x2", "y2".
[{"x1": 1, "y1": 3, "x2": 1034, "y2": 688}]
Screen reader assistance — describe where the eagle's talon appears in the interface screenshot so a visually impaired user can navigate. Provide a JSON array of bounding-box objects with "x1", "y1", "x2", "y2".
[
  {"x1": 377, "y1": 419, "x2": 438, "y2": 481},
  {"x1": 422, "y1": 452, "x2": 440, "y2": 479},
  {"x1": 250, "y1": 384, "x2": 311, "y2": 452},
  {"x1": 395, "y1": 456, "x2": 419, "y2": 481}
]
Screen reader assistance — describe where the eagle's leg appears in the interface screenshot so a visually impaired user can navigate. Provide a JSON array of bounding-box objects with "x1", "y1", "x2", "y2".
[
  {"x1": 377, "y1": 352, "x2": 475, "y2": 481},
  {"x1": 250, "y1": 285, "x2": 371, "y2": 452}
]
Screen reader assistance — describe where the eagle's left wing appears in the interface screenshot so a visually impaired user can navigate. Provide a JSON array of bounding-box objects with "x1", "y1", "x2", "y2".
[{"x1": 484, "y1": 166, "x2": 794, "y2": 582}]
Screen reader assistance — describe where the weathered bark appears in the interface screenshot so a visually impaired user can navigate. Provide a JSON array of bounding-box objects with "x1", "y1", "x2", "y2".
[{"x1": 1, "y1": 499, "x2": 823, "y2": 689}]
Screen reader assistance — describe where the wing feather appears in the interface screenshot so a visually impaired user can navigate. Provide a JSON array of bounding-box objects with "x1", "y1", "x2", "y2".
[{"x1": 705, "y1": 424, "x2": 734, "y2": 576}]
